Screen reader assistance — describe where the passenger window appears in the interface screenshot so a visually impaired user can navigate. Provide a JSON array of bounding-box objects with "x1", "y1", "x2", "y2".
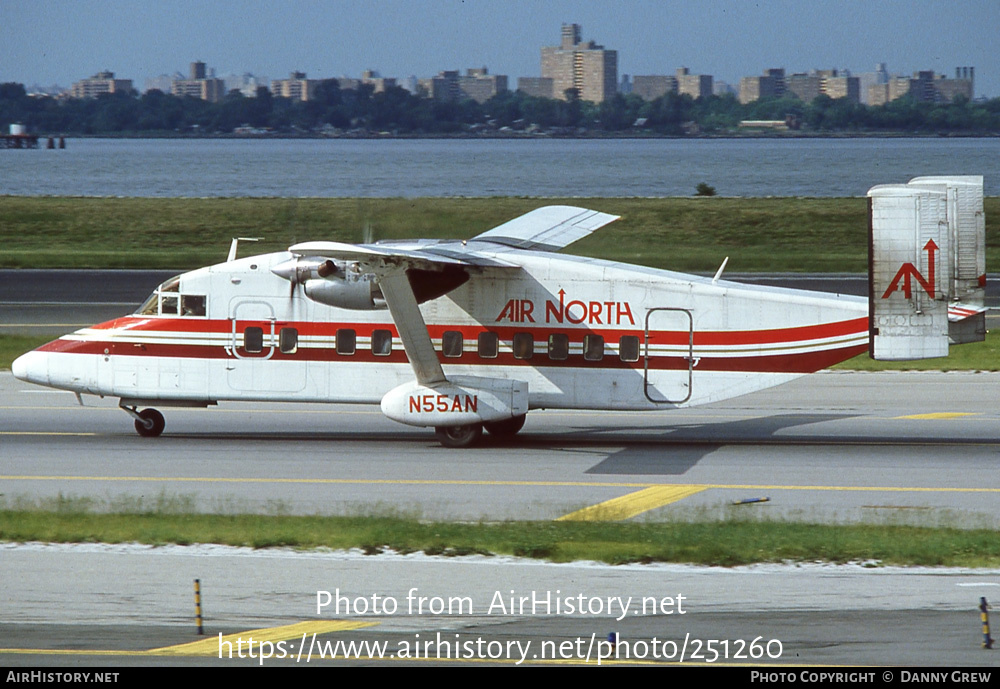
[
  {"x1": 372, "y1": 329, "x2": 392, "y2": 356},
  {"x1": 442, "y1": 331, "x2": 463, "y2": 358},
  {"x1": 619, "y1": 335, "x2": 640, "y2": 362},
  {"x1": 513, "y1": 332, "x2": 534, "y2": 360},
  {"x1": 336, "y1": 329, "x2": 356, "y2": 355},
  {"x1": 478, "y1": 332, "x2": 498, "y2": 359},
  {"x1": 583, "y1": 334, "x2": 604, "y2": 361},
  {"x1": 279, "y1": 327, "x2": 298, "y2": 354},
  {"x1": 244, "y1": 327, "x2": 264, "y2": 353},
  {"x1": 548, "y1": 333, "x2": 568, "y2": 360},
  {"x1": 181, "y1": 295, "x2": 206, "y2": 317}
]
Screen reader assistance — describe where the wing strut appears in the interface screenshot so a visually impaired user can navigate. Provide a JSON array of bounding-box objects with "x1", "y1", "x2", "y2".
[{"x1": 377, "y1": 270, "x2": 447, "y2": 386}]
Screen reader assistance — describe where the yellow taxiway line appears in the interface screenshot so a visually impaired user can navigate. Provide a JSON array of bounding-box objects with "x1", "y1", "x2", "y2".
[
  {"x1": 149, "y1": 620, "x2": 377, "y2": 656},
  {"x1": 557, "y1": 485, "x2": 707, "y2": 521},
  {"x1": 0, "y1": 620, "x2": 374, "y2": 659},
  {"x1": 894, "y1": 412, "x2": 979, "y2": 419}
]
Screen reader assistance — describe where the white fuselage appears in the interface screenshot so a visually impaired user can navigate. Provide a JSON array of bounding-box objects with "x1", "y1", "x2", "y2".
[{"x1": 14, "y1": 249, "x2": 869, "y2": 414}]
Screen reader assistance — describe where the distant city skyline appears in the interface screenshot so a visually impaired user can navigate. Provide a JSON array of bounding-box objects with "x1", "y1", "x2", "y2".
[{"x1": 4, "y1": 0, "x2": 998, "y2": 98}]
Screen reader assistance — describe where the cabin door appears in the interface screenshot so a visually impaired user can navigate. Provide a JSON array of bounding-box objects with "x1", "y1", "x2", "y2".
[
  {"x1": 227, "y1": 300, "x2": 274, "y2": 392},
  {"x1": 644, "y1": 307, "x2": 694, "y2": 404},
  {"x1": 227, "y1": 300, "x2": 306, "y2": 394}
]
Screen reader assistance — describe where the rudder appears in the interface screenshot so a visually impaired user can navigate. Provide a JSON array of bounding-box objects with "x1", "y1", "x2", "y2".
[{"x1": 868, "y1": 176, "x2": 985, "y2": 360}]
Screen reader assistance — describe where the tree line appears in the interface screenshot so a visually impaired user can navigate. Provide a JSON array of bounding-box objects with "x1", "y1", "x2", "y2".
[{"x1": 2, "y1": 80, "x2": 999, "y2": 135}]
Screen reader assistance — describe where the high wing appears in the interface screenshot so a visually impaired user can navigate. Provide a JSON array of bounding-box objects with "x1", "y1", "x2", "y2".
[
  {"x1": 283, "y1": 206, "x2": 620, "y2": 387},
  {"x1": 468, "y1": 205, "x2": 620, "y2": 251},
  {"x1": 288, "y1": 240, "x2": 479, "y2": 270},
  {"x1": 288, "y1": 205, "x2": 621, "y2": 266}
]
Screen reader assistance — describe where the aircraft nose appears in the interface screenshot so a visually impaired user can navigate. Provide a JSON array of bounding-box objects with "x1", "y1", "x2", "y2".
[{"x1": 11, "y1": 350, "x2": 49, "y2": 386}]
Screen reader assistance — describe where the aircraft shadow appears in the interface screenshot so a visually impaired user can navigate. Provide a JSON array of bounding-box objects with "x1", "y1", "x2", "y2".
[
  {"x1": 158, "y1": 411, "x2": 993, "y2": 478},
  {"x1": 570, "y1": 412, "x2": 861, "y2": 475}
]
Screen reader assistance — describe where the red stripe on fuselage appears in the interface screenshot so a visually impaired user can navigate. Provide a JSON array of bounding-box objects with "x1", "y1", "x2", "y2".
[
  {"x1": 83, "y1": 315, "x2": 867, "y2": 345},
  {"x1": 36, "y1": 338, "x2": 867, "y2": 374}
]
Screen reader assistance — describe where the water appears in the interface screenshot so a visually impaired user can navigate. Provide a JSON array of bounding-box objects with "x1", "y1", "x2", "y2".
[{"x1": 1, "y1": 137, "x2": 996, "y2": 197}]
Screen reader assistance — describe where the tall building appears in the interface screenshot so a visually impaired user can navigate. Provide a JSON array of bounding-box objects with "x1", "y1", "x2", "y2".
[
  {"x1": 71, "y1": 71, "x2": 133, "y2": 99},
  {"x1": 786, "y1": 73, "x2": 823, "y2": 102},
  {"x1": 171, "y1": 62, "x2": 225, "y2": 103},
  {"x1": 739, "y1": 69, "x2": 786, "y2": 104},
  {"x1": 857, "y1": 63, "x2": 889, "y2": 105},
  {"x1": 869, "y1": 68, "x2": 973, "y2": 105},
  {"x1": 822, "y1": 72, "x2": 860, "y2": 102},
  {"x1": 419, "y1": 70, "x2": 461, "y2": 101},
  {"x1": 458, "y1": 68, "x2": 507, "y2": 103},
  {"x1": 271, "y1": 71, "x2": 321, "y2": 101},
  {"x1": 632, "y1": 75, "x2": 677, "y2": 101},
  {"x1": 417, "y1": 69, "x2": 507, "y2": 103},
  {"x1": 540, "y1": 24, "x2": 617, "y2": 102},
  {"x1": 337, "y1": 70, "x2": 398, "y2": 94},
  {"x1": 675, "y1": 67, "x2": 713, "y2": 99}
]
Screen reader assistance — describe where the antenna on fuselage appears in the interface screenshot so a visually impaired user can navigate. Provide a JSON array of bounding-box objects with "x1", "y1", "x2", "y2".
[
  {"x1": 712, "y1": 256, "x2": 729, "y2": 284},
  {"x1": 228, "y1": 237, "x2": 262, "y2": 262}
]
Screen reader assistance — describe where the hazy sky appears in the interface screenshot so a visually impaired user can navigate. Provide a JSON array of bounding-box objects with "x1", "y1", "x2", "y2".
[{"x1": 3, "y1": 0, "x2": 999, "y2": 97}]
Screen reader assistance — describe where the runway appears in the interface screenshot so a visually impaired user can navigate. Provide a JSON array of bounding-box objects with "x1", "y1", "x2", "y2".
[
  {"x1": 4, "y1": 273, "x2": 1000, "y2": 666},
  {"x1": 4, "y1": 375, "x2": 1000, "y2": 667},
  {"x1": 3, "y1": 371, "x2": 1000, "y2": 524}
]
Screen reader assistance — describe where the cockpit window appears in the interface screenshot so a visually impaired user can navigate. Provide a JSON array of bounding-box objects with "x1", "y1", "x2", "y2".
[
  {"x1": 134, "y1": 275, "x2": 206, "y2": 317},
  {"x1": 161, "y1": 294, "x2": 179, "y2": 315},
  {"x1": 182, "y1": 295, "x2": 206, "y2": 316},
  {"x1": 137, "y1": 292, "x2": 158, "y2": 316}
]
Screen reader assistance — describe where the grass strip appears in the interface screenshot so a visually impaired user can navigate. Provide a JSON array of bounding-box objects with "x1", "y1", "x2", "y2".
[
  {"x1": 2, "y1": 506, "x2": 998, "y2": 568},
  {"x1": 2, "y1": 196, "x2": 998, "y2": 272}
]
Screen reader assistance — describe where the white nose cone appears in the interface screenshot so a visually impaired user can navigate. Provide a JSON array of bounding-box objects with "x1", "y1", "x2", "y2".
[{"x1": 11, "y1": 350, "x2": 48, "y2": 386}]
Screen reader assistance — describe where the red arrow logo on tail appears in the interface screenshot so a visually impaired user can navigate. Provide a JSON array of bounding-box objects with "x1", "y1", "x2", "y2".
[{"x1": 882, "y1": 239, "x2": 938, "y2": 299}]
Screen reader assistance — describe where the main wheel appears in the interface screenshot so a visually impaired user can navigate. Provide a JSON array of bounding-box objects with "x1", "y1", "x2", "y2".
[
  {"x1": 483, "y1": 414, "x2": 526, "y2": 438},
  {"x1": 434, "y1": 423, "x2": 482, "y2": 448},
  {"x1": 134, "y1": 408, "x2": 165, "y2": 438}
]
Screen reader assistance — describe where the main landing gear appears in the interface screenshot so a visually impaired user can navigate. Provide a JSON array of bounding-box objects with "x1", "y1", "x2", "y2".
[
  {"x1": 434, "y1": 423, "x2": 482, "y2": 448},
  {"x1": 121, "y1": 405, "x2": 165, "y2": 438},
  {"x1": 433, "y1": 414, "x2": 527, "y2": 448}
]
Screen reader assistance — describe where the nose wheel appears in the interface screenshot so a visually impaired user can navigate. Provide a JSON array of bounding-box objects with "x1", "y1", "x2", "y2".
[{"x1": 121, "y1": 405, "x2": 166, "y2": 437}]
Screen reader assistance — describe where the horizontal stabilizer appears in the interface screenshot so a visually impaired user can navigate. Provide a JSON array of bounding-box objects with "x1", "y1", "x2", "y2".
[
  {"x1": 470, "y1": 206, "x2": 620, "y2": 252},
  {"x1": 948, "y1": 303, "x2": 987, "y2": 322}
]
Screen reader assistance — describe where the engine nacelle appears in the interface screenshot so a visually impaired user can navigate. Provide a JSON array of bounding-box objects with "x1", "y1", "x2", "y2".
[
  {"x1": 271, "y1": 255, "x2": 339, "y2": 282},
  {"x1": 304, "y1": 273, "x2": 384, "y2": 310},
  {"x1": 381, "y1": 376, "x2": 528, "y2": 428}
]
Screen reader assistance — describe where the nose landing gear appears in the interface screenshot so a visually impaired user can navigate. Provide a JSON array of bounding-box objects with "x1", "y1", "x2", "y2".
[{"x1": 120, "y1": 405, "x2": 166, "y2": 437}]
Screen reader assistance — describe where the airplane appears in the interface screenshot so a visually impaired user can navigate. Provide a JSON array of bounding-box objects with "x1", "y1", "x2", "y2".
[{"x1": 11, "y1": 176, "x2": 986, "y2": 448}]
